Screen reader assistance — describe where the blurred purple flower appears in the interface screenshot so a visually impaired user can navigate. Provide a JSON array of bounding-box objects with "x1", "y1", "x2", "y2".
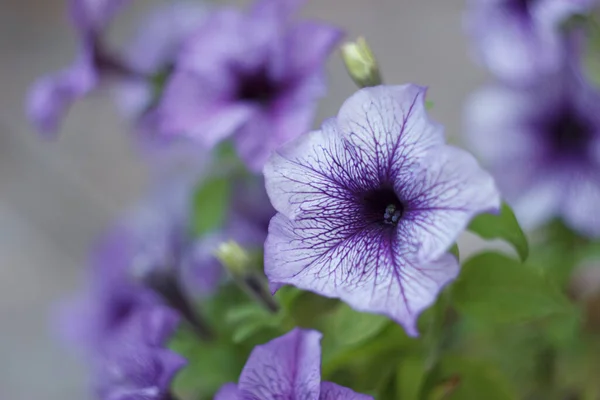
[
  {"x1": 27, "y1": 0, "x2": 207, "y2": 141},
  {"x1": 264, "y1": 85, "x2": 500, "y2": 336},
  {"x1": 94, "y1": 306, "x2": 186, "y2": 400},
  {"x1": 58, "y1": 169, "x2": 275, "y2": 398},
  {"x1": 69, "y1": 0, "x2": 130, "y2": 37},
  {"x1": 465, "y1": 70, "x2": 600, "y2": 236},
  {"x1": 27, "y1": 0, "x2": 132, "y2": 137},
  {"x1": 465, "y1": 0, "x2": 595, "y2": 85},
  {"x1": 214, "y1": 328, "x2": 372, "y2": 400},
  {"x1": 116, "y1": 1, "x2": 208, "y2": 145},
  {"x1": 56, "y1": 229, "x2": 185, "y2": 400},
  {"x1": 158, "y1": 0, "x2": 343, "y2": 171}
]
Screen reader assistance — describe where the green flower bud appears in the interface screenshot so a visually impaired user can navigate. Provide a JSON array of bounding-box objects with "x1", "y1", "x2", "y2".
[
  {"x1": 215, "y1": 240, "x2": 251, "y2": 277},
  {"x1": 341, "y1": 37, "x2": 383, "y2": 88}
]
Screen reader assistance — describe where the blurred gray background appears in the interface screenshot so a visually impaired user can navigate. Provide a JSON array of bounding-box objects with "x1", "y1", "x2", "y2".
[{"x1": 0, "y1": 0, "x2": 485, "y2": 398}]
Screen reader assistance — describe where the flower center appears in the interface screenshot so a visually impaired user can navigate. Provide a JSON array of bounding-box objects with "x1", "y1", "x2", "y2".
[
  {"x1": 548, "y1": 107, "x2": 594, "y2": 158},
  {"x1": 510, "y1": 0, "x2": 534, "y2": 13},
  {"x1": 237, "y1": 67, "x2": 279, "y2": 105},
  {"x1": 108, "y1": 295, "x2": 137, "y2": 329},
  {"x1": 362, "y1": 187, "x2": 404, "y2": 227}
]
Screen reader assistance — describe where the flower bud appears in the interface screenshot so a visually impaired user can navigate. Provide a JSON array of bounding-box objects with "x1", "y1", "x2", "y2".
[
  {"x1": 215, "y1": 241, "x2": 279, "y2": 313},
  {"x1": 215, "y1": 240, "x2": 251, "y2": 277},
  {"x1": 341, "y1": 37, "x2": 382, "y2": 88}
]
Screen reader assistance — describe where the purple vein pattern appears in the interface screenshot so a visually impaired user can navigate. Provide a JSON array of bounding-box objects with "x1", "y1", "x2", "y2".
[
  {"x1": 214, "y1": 328, "x2": 372, "y2": 400},
  {"x1": 264, "y1": 85, "x2": 500, "y2": 336}
]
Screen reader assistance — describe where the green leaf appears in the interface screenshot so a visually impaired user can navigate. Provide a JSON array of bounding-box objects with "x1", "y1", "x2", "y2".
[
  {"x1": 468, "y1": 202, "x2": 529, "y2": 261},
  {"x1": 449, "y1": 244, "x2": 460, "y2": 261},
  {"x1": 452, "y1": 252, "x2": 572, "y2": 325},
  {"x1": 169, "y1": 326, "x2": 247, "y2": 398},
  {"x1": 582, "y1": 16, "x2": 600, "y2": 89},
  {"x1": 191, "y1": 176, "x2": 232, "y2": 237},
  {"x1": 324, "y1": 303, "x2": 389, "y2": 348},
  {"x1": 288, "y1": 291, "x2": 339, "y2": 327},
  {"x1": 225, "y1": 303, "x2": 286, "y2": 344},
  {"x1": 425, "y1": 100, "x2": 434, "y2": 110},
  {"x1": 396, "y1": 356, "x2": 428, "y2": 400},
  {"x1": 422, "y1": 355, "x2": 517, "y2": 400}
]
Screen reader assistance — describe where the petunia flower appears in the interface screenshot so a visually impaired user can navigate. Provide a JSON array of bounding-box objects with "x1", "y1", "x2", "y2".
[
  {"x1": 214, "y1": 328, "x2": 372, "y2": 400},
  {"x1": 27, "y1": 0, "x2": 131, "y2": 137},
  {"x1": 115, "y1": 1, "x2": 208, "y2": 145},
  {"x1": 56, "y1": 229, "x2": 185, "y2": 400},
  {"x1": 264, "y1": 85, "x2": 500, "y2": 336},
  {"x1": 464, "y1": 0, "x2": 595, "y2": 85},
  {"x1": 94, "y1": 306, "x2": 186, "y2": 400},
  {"x1": 27, "y1": 0, "x2": 207, "y2": 140},
  {"x1": 157, "y1": 0, "x2": 343, "y2": 171},
  {"x1": 464, "y1": 69, "x2": 600, "y2": 237}
]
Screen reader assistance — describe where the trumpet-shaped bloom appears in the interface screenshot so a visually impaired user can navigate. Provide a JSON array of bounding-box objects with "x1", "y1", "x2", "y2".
[
  {"x1": 264, "y1": 85, "x2": 500, "y2": 336},
  {"x1": 158, "y1": 0, "x2": 343, "y2": 171},
  {"x1": 465, "y1": 71, "x2": 600, "y2": 236}
]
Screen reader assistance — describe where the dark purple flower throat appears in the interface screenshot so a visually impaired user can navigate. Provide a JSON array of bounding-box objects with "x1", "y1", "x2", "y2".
[{"x1": 362, "y1": 187, "x2": 404, "y2": 227}]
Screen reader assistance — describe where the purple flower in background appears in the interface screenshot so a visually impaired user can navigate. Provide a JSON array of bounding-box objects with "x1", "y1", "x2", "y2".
[
  {"x1": 95, "y1": 306, "x2": 186, "y2": 400},
  {"x1": 116, "y1": 2, "x2": 207, "y2": 143},
  {"x1": 57, "y1": 229, "x2": 185, "y2": 400},
  {"x1": 465, "y1": 71, "x2": 600, "y2": 237},
  {"x1": 158, "y1": 0, "x2": 343, "y2": 171},
  {"x1": 58, "y1": 168, "x2": 275, "y2": 349},
  {"x1": 465, "y1": 0, "x2": 595, "y2": 85},
  {"x1": 264, "y1": 85, "x2": 500, "y2": 336},
  {"x1": 27, "y1": 0, "x2": 131, "y2": 136},
  {"x1": 70, "y1": 0, "x2": 129, "y2": 37},
  {"x1": 214, "y1": 328, "x2": 372, "y2": 400}
]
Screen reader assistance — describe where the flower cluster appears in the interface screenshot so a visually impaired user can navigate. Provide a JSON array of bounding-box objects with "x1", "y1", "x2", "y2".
[
  {"x1": 464, "y1": 0, "x2": 600, "y2": 237},
  {"x1": 31, "y1": 0, "x2": 600, "y2": 398}
]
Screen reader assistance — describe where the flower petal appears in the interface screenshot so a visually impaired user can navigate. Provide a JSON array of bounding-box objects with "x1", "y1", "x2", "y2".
[
  {"x1": 264, "y1": 122, "x2": 374, "y2": 220},
  {"x1": 319, "y1": 382, "x2": 373, "y2": 400},
  {"x1": 284, "y1": 21, "x2": 344, "y2": 79},
  {"x1": 336, "y1": 85, "x2": 445, "y2": 183},
  {"x1": 401, "y1": 145, "x2": 501, "y2": 263},
  {"x1": 238, "y1": 328, "x2": 322, "y2": 399},
  {"x1": 158, "y1": 70, "x2": 256, "y2": 145},
  {"x1": 214, "y1": 383, "x2": 240, "y2": 400},
  {"x1": 27, "y1": 53, "x2": 97, "y2": 137},
  {"x1": 561, "y1": 173, "x2": 600, "y2": 238},
  {"x1": 265, "y1": 213, "x2": 460, "y2": 336}
]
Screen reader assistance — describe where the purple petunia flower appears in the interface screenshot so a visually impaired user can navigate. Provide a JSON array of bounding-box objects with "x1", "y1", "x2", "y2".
[
  {"x1": 116, "y1": 1, "x2": 208, "y2": 145},
  {"x1": 27, "y1": 0, "x2": 131, "y2": 136},
  {"x1": 464, "y1": 0, "x2": 595, "y2": 85},
  {"x1": 214, "y1": 328, "x2": 372, "y2": 400},
  {"x1": 464, "y1": 70, "x2": 600, "y2": 236},
  {"x1": 95, "y1": 306, "x2": 186, "y2": 400},
  {"x1": 57, "y1": 228, "x2": 186, "y2": 400},
  {"x1": 157, "y1": 0, "x2": 343, "y2": 171},
  {"x1": 263, "y1": 85, "x2": 500, "y2": 336},
  {"x1": 28, "y1": 0, "x2": 208, "y2": 140}
]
